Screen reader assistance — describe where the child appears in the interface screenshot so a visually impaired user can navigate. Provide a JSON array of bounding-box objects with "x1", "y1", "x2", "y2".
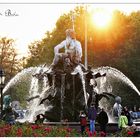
[{"x1": 79, "y1": 111, "x2": 87, "y2": 136}]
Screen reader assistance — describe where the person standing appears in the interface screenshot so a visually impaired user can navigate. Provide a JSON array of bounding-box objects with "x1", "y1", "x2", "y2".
[
  {"x1": 97, "y1": 108, "x2": 109, "y2": 134},
  {"x1": 118, "y1": 111, "x2": 128, "y2": 130},
  {"x1": 123, "y1": 106, "x2": 132, "y2": 126},
  {"x1": 79, "y1": 111, "x2": 87, "y2": 136},
  {"x1": 88, "y1": 103, "x2": 97, "y2": 133}
]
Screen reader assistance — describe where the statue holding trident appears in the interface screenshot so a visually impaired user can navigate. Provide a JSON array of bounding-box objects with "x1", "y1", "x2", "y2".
[
  {"x1": 46, "y1": 12, "x2": 84, "y2": 73},
  {"x1": 46, "y1": 28, "x2": 83, "y2": 73}
]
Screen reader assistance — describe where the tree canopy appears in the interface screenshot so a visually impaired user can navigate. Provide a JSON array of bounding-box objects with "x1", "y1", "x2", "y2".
[{"x1": 0, "y1": 37, "x2": 22, "y2": 82}]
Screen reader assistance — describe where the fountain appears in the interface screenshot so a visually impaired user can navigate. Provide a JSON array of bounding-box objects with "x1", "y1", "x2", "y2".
[{"x1": 2, "y1": 57, "x2": 140, "y2": 123}]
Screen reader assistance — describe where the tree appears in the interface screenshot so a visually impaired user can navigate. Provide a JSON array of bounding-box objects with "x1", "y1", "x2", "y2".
[{"x1": 0, "y1": 37, "x2": 21, "y2": 82}]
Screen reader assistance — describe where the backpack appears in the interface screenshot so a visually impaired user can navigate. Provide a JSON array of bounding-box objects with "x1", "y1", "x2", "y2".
[{"x1": 81, "y1": 117, "x2": 87, "y2": 126}]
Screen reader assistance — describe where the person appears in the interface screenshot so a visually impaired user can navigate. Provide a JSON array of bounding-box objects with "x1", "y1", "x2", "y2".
[
  {"x1": 133, "y1": 105, "x2": 138, "y2": 119},
  {"x1": 118, "y1": 111, "x2": 128, "y2": 130},
  {"x1": 123, "y1": 106, "x2": 132, "y2": 126},
  {"x1": 97, "y1": 108, "x2": 109, "y2": 135},
  {"x1": 138, "y1": 107, "x2": 140, "y2": 118},
  {"x1": 129, "y1": 108, "x2": 134, "y2": 125},
  {"x1": 88, "y1": 103, "x2": 97, "y2": 134},
  {"x1": 47, "y1": 29, "x2": 83, "y2": 72},
  {"x1": 133, "y1": 105, "x2": 137, "y2": 112},
  {"x1": 2, "y1": 107, "x2": 19, "y2": 125},
  {"x1": 79, "y1": 111, "x2": 87, "y2": 136}
]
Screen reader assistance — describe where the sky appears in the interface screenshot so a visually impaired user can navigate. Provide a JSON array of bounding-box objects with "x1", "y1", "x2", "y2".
[{"x1": 0, "y1": 3, "x2": 140, "y2": 59}]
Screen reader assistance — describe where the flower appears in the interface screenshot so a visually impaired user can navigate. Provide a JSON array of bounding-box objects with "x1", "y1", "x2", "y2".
[
  {"x1": 88, "y1": 131, "x2": 93, "y2": 137},
  {"x1": 100, "y1": 131, "x2": 106, "y2": 137},
  {"x1": 93, "y1": 131, "x2": 97, "y2": 136},
  {"x1": 66, "y1": 128, "x2": 72, "y2": 132},
  {"x1": 127, "y1": 131, "x2": 134, "y2": 136},
  {"x1": 0, "y1": 129, "x2": 6, "y2": 137},
  {"x1": 44, "y1": 127, "x2": 52, "y2": 133},
  {"x1": 86, "y1": 127, "x2": 89, "y2": 132},
  {"x1": 31, "y1": 125, "x2": 40, "y2": 130},
  {"x1": 4, "y1": 127, "x2": 11, "y2": 134},
  {"x1": 16, "y1": 128, "x2": 23, "y2": 137}
]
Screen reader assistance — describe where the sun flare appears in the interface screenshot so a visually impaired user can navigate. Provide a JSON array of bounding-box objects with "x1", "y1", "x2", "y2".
[{"x1": 92, "y1": 10, "x2": 112, "y2": 28}]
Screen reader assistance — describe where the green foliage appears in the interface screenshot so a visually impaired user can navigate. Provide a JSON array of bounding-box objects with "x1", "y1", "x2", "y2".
[{"x1": 0, "y1": 37, "x2": 22, "y2": 82}]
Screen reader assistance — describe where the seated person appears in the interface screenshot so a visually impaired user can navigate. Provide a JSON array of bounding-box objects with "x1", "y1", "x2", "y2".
[{"x1": 47, "y1": 29, "x2": 83, "y2": 73}]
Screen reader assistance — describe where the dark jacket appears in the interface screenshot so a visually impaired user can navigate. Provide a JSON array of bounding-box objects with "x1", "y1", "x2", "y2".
[
  {"x1": 97, "y1": 110, "x2": 108, "y2": 125},
  {"x1": 124, "y1": 110, "x2": 131, "y2": 123},
  {"x1": 88, "y1": 106, "x2": 97, "y2": 120}
]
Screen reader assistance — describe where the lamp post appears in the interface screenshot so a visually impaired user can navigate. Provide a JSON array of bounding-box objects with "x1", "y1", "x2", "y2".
[
  {"x1": 84, "y1": 5, "x2": 88, "y2": 70},
  {"x1": 0, "y1": 68, "x2": 6, "y2": 113}
]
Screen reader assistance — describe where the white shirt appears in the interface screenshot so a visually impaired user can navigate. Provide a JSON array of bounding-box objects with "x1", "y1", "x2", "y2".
[{"x1": 54, "y1": 39, "x2": 82, "y2": 58}]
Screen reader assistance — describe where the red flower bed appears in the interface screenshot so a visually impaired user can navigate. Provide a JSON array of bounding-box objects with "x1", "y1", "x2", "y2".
[
  {"x1": 127, "y1": 131, "x2": 134, "y2": 136},
  {"x1": 0, "y1": 122, "x2": 138, "y2": 137}
]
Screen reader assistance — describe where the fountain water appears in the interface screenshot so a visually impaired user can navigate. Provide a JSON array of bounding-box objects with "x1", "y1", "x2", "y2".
[
  {"x1": 3, "y1": 64, "x2": 140, "y2": 122},
  {"x1": 27, "y1": 77, "x2": 39, "y2": 122},
  {"x1": 3, "y1": 67, "x2": 38, "y2": 94},
  {"x1": 73, "y1": 65, "x2": 88, "y2": 107},
  {"x1": 26, "y1": 67, "x2": 53, "y2": 122},
  {"x1": 93, "y1": 66, "x2": 140, "y2": 95},
  {"x1": 60, "y1": 74, "x2": 66, "y2": 121}
]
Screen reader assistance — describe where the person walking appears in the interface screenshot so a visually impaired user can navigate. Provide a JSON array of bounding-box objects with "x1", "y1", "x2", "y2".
[
  {"x1": 79, "y1": 111, "x2": 87, "y2": 136},
  {"x1": 97, "y1": 108, "x2": 108, "y2": 135},
  {"x1": 88, "y1": 103, "x2": 97, "y2": 134}
]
